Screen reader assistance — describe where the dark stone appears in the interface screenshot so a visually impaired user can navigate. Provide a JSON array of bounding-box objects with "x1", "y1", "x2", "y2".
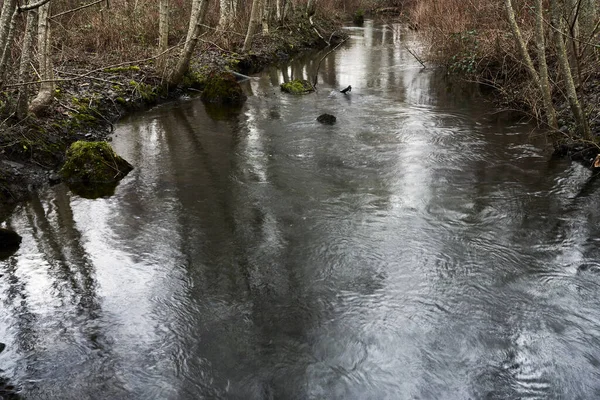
[
  {"x1": 0, "y1": 229, "x2": 21, "y2": 250},
  {"x1": 0, "y1": 343, "x2": 5, "y2": 354},
  {"x1": 317, "y1": 113, "x2": 336, "y2": 125},
  {"x1": 0, "y1": 228, "x2": 21, "y2": 260},
  {"x1": 48, "y1": 173, "x2": 61, "y2": 185}
]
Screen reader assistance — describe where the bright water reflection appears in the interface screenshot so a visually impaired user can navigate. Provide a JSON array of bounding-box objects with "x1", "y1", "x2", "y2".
[{"x1": 3, "y1": 21, "x2": 600, "y2": 399}]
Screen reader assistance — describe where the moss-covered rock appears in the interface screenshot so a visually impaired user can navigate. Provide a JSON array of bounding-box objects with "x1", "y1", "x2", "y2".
[
  {"x1": 201, "y1": 72, "x2": 247, "y2": 105},
  {"x1": 353, "y1": 10, "x2": 365, "y2": 26},
  {"x1": 280, "y1": 79, "x2": 315, "y2": 94},
  {"x1": 60, "y1": 141, "x2": 133, "y2": 187}
]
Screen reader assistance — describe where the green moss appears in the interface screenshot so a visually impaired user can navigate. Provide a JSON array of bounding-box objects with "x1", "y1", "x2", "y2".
[
  {"x1": 280, "y1": 79, "x2": 314, "y2": 94},
  {"x1": 103, "y1": 65, "x2": 141, "y2": 73},
  {"x1": 201, "y1": 72, "x2": 247, "y2": 105},
  {"x1": 128, "y1": 81, "x2": 159, "y2": 103},
  {"x1": 182, "y1": 70, "x2": 207, "y2": 89},
  {"x1": 353, "y1": 10, "x2": 365, "y2": 26},
  {"x1": 60, "y1": 141, "x2": 133, "y2": 187}
]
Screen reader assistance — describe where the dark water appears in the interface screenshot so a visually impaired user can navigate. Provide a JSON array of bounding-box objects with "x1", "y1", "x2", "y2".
[{"x1": 3, "y1": 21, "x2": 600, "y2": 399}]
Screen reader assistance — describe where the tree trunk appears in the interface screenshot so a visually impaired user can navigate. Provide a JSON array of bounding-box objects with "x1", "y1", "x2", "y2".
[
  {"x1": 0, "y1": 0, "x2": 17, "y2": 82},
  {"x1": 504, "y1": 0, "x2": 539, "y2": 84},
  {"x1": 262, "y1": 0, "x2": 271, "y2": 34},
  {"x1": 242, "y1": 0, "x2": 263, "y2": 52},
  {"x1": 157, "y1": 0, "x2": 169, "y2": 71},
  {"x1": 535, "y1": 0, "x2": 557, "y2": 129},
  {"x1": 168, "y1": 0, "x2": 209, "y2": 85},
  {"x1": 186, "y1": 0, "x2": 200, "y2": 43},
  {"x1": 218, "y1": 0, "x2": 236, "y2": 30},
  {"x1": 275, "y1": 0, "x2": 282, "y2": 23},
  {"x1": 29, "y1": 1, "x2": 54, "y2": 115},
  {"x1": 566, "y1": 0, "x2": 582, "y2": 87},
  {"x1": 549, "y1": 0, "x2": 591, "y2": 140},
  {"x1": 16, "y1": 8, "x2": 38, "y2": 119}
]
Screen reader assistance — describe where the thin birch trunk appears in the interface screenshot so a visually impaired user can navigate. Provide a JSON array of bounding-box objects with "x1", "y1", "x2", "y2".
[
  {"x1": 242, "y1": 0, "x2": 263, "y2": 52},
  {"x1": 0, "y1": 0, "x2": 18, "y2": 82},
  {"x1": 567, "y1": 0, "x2": 582, "y2": 87},
  {"x1": 16, "y1": 8, "x2": 38, "y2": 118},
  {"x1": 186, "y1": 0, "x2": 200, "y2": 43},
  {"x1": 262, "y1": 0, "x2": 271, "y2": 34},
  {"x1": 549, "y1": 0, "x2": 591, "y2": 140},
  {"x1": 218, "y1": 0, "x2": 236, "y2": 30},
  {"x1": 157, "y1": 0, "x2": 169, "y2": 71},
  {"x1": 168, "y1": 0, "x2": 209, "y2": 85},
  {"x1": 504, "y1": 0, "x2": 539, "y2": 84},
  {"x1": 535, "y1": 0, "x2": 557, "y2": 129},
  {"x1": 29, "y1": 1, "x2": 54, "y2": 115}
]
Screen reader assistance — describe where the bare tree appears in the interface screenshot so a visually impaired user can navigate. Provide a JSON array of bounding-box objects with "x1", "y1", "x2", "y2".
[
  {"x1": 157, "y1": 0, "x2": 169, "y2": 71},
  {"x1": 168, "y1": 0, "x2": 210, "y2": 85},
  {"x1": 242, "y1": 0, "x2": 263, "y2": 52},
  {"x1": 16, "y1": 7, "x2": 38, "y2": 118},
  {"x1": 29, "y1": 1, "x2": 54, "y2": 115},
  {"x1": 0, "y1": 0, "x2": 18, "y2": 81},
  {"x1": 218, "y1": 0, "x2": 237, "y2": 30},
  {"x1": 549, "y1": 0, "x2": 591, "y2": 139},
  {"x1": 534, "y1": 0, "x2": 557, "y2": 129},
  {"x1": 504, "y1": 0, "x2": 557, "y2": 128}
]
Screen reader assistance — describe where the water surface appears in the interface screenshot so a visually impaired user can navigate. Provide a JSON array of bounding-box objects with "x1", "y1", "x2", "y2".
[{"x1": 3, "y1": 21, "x2": 600, "y2": 399}]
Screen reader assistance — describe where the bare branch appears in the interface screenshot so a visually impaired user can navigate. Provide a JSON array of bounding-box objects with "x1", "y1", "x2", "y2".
[{"x1": 50, "y1": 0, "x2": 104, "y2": 19}]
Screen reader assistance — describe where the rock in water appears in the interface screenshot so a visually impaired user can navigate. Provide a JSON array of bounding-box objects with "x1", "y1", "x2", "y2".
[
  {"x1": 201, "y1": 72, "x2": 247, "y2": 105},
  {"x1": 60, "y1": 141, "x2": 133, "y2": 198},
  {"x1": 0, "y1": 228, "x2": 21, "y2": 260},
  {"x1": 317, "y1": 113, "x2": 336, "y2": 125},
  {"x1": 280, "y1": 80, "x2": 315, "y2": 94},
  {"x1": 0, "y1": 229, "x2": 21, "y2": 250}
]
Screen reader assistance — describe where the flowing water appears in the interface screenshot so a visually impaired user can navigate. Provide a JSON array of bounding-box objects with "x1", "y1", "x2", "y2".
[{"x1": 3, "y1": 21, "x2": 600, "y2": 399}]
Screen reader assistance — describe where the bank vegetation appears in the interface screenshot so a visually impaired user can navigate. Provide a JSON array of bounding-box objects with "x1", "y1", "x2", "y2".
[{"x1": 409, "y1": 0, "x2": 600, "y2": 160}]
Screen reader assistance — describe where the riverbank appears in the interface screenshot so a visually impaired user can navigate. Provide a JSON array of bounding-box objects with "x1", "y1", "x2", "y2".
[
  {"x1": 407, "y1": 0, "x2": 600, "y2": 166},
  {"x1": 0, "y1": 15, "x2": 347, "y2": 222}
]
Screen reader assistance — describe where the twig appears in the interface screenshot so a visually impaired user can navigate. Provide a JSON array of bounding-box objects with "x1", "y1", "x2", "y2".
[
  {"x1": 404, "y1": 44, "x2": 426, "y2": 68},
  {"x1": 54, "y1": 98, "x2": 79, "y2": 113},
  {"x1": 50, "y1": 0, "x2": 105, "y2": 19},
  {"x1": 58, "y1": 70, "x2": 124, "y2": 86},
  {"x1": 312, "y1": 37, "x2": 348, "y2": 86}
]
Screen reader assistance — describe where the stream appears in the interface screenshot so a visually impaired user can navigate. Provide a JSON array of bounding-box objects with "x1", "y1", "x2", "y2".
[{"x1": 3, "y1": 21, "x2": 600, "y2": 399}]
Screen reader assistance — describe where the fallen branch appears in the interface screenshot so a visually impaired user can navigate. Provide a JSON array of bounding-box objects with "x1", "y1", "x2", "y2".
[
  {"x1": 312, "y1": 36, "x2": 348, "y2": 86},
  {"x1": 404, "y1": 44, "x2": 426, "y2": 68}
]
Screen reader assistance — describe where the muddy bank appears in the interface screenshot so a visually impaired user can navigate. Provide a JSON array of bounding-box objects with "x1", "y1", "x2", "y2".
[{"x1": 0, "y1": 17, "x2": 347, "y2": 222}]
